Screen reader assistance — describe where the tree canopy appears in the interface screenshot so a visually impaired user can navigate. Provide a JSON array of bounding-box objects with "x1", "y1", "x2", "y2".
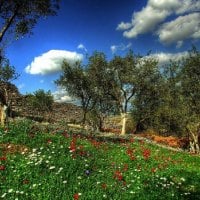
[
  {"x1": 56, "y1": 47, "x2": 200, "y2": 152},
  {"x1": 0, "y1": 0, "x2": 60, "y2": 44}
]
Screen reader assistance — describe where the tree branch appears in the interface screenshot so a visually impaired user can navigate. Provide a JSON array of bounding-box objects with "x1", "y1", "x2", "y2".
[{"x1": 0, "y1": 8, "x2": 18, "y2": 42}]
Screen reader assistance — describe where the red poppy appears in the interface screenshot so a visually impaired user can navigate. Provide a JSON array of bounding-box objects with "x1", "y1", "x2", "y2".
[
  {"x1": 151, "y1": 168, "x2": 156, "y2": 173},
  {"x1": 47, "y1": 139, "x2": 52, "y2": 144},
  {"x1": 142, "y1": 149, "x2": 151, "y2": 160},
  {"x1": 114, "y1": 170, "x2": 123, "y2": 181},
  {"x1": 123, "y1": 163, "x2": 129, "y2": 172},
  {"x1": 101, "y1": 183, "x2": 107, "y2": 189},
  {"x1": 0, "y1": 157, "x2": 6, "y2": 161},
  {"x1": 22, "y1": 179, "x2": 29, "y2": 184},
  {"x1": 73, "y1": 193, "x2": 79, "y2": 200},
  {"x1": 126, "y1": 148, "x2": 135, "y2": 160},
  {"x1": 0, "y1": 165, "x2": 6, "y2": 170}
]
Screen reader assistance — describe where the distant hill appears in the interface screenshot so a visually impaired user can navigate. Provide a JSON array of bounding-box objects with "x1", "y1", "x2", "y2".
[{"x1": 0, "y1": 81, "x2": 83, "y2": 124}]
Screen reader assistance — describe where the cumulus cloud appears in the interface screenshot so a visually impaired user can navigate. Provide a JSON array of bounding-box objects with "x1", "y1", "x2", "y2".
[
  {"x1": 175, "y1": 0, "x2": 200, "y2": 14},
  {"x1": 146, "y1": 51, "x2": 189, "y2": 65},
  {"x1": 157, "y1": 13, "x2": 200, "y2": 45},
  {"x1": 110, "y1": 43, "x2": 132, "y2": 54},
  {"x1": 52, "y1": 87, "x2": 74, "y2": 103},
  {"x1": 117, "y1": 0, "x2": 200, "y2": 44},
  {"x1": 25, "y1": 50, "x2": 83, "y2": 75},
  {"x1": 77, "y1": 44, "x2": 87, "y2": 52}
]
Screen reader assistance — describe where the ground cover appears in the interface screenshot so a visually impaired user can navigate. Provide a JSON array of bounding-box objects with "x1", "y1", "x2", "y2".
[{"x1": 0, "y1": 120, "x2": 200, "y2": 200}]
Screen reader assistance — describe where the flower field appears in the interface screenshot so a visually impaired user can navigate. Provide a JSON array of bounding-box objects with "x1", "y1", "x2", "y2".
[{"x1": 0, "y1": 120, "x2": 200, "y2": 200}]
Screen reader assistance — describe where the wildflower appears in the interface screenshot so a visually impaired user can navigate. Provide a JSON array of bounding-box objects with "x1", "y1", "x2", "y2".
[
  {"x1": 0, "y1": 156, "x2": 6, "y2": 161},
  {"x1": 58, "y1": 167, "x2": 63, "y2": 171},
  {"x1": 73, "y1": 193, "x2": 81, "y2": 200},
  {"x1": 63, "y1": 180, "x2": 67, "y2": 184},
  {"x1": 114, "y1": 170, "x2": 124, "y2": 181},
  {"x1": 151, "y1": 168, "x2": 156, "y2": 173},
  {"x1": 101, "y1": 183, "x2": 107, "y2": 189},
  {"x1": 85, "y1": 170, "x2": 90, "y2": 176},
  {"x1": 49, "y1": 166, "x2": 55, "y2": 170},
  {"x1": 22, "y1": 179, "x2": 29, "y2": 184},
  {"x1": 47, "y1": 139, "x2": 52, "y2": 144},
  {"x1": 8, "y1": 189, "x2": 13, "y2": 193},
  {"x1": 1, "y1": 193, "x2": 6, "y2": 198},
  {"x1": 180, "y1": 177, "x2": 186, "y2": 182},
  {"x1": 0, "y1": 165, "x2": 6, "y2": 170},
  {"x1": 142, "y1": 149, "x2": 151, "y2": 160},
  {"x1": 123, "y1": 163, "x2": 128, "y2": 172},
  {"x1": 32, "y1": 148, "x2": 37, "y2": 152}
]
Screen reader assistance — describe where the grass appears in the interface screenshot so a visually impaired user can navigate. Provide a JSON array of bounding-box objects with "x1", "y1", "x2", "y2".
[{"x1": 0, "y1": 120, "x2": 200, "y2": 200}]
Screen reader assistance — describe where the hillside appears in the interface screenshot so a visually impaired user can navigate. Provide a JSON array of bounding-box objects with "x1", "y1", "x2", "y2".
[
  {"x1": 0, "y1": 81, "x2": 83, "y2": 124},
  {"x1": 0, "y1": 120, "x2": 199, "y2": 199}
]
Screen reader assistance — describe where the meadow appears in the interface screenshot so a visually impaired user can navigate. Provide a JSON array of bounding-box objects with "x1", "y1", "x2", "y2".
[{"x1": 0, "y1": 120, "x2": 200, "y2": 200}]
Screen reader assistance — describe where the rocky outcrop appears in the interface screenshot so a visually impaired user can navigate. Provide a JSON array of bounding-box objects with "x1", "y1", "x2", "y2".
[{"x1": 0, "y1": 81, "x2": 83, "y2": 124}]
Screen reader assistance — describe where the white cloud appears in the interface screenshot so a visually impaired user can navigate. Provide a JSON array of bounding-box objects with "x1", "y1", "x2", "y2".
[
  {"x1": 110, "y1": 43, "x2": 132, "y2": 54},
  {"x1": 25, "y1": 50, "x2": 83, "y2": 75},
  {"x1": 52, "y1": 87, "x2": 74, "y2": 103},
  {"x1": 117, "y1": 0, "x2": 200, "y2": 44},
  {"x1": 146, "y1": 51, "x2": 189, "y2": 65},
  {"x1": 175, "y1": 0, "x2": 200, "y2": 14},
  {"x1": 157, "y1": 13, "x2": 200, "y2": 44},
  {"x1": 77, "y1": 44, "x2": 87, "y2": 52},
  {"x1": 116, "y1": 22, "x2": 132, "y2": 30},
  {"x1": 18, "y1": 83, "x2": 25, "y2": 89},
  {"x1": 176, "y1": 41, "x2": 183, "y2": 49}
]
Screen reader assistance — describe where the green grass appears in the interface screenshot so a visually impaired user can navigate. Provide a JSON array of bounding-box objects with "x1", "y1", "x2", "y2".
[{"x1": 0, "y1": 120, "x2": 200, "y2": 200}]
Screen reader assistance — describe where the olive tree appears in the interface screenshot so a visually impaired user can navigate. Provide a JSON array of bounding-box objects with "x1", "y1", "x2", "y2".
[
  {"x1": 0, "y1": 0, "x2": 59, "y2": 44},
  {"x1": 181, "y1": 48, "x2": 200, "y2": 153},
  {"x1": 55, "y1": 61, "x2": 94, "y2": 125},
  {"x1": 87, "y1": 52, "x2": 118, "y2": 131},
  {"x1": 109, "y1": 51, "x2": 139, "y2": 135}
]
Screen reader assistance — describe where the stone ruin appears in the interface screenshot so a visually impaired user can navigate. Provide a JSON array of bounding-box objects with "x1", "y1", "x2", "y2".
[{"x1": 0, "y1": 81, "x2": 83, "y2": 124}]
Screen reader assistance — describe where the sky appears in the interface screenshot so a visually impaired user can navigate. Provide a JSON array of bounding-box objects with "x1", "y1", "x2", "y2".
[{"x1": 4, "y1": 0, "x2": 200, "y2": 103}]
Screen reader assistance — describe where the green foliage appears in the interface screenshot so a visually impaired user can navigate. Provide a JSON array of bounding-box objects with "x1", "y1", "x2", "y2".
[
  {"x1": 109, "y1": 51, "x2": 139, "y2": 113},
  {"x1": 56, "y1": 48, "x2": 200, "y2": 139},
  {"x1": 55, "y1": 61, "x2": 94, "y2": 123},
  {"x1": 0, "y1": 121, "x2": 199, "y2": 199},
  {"x1": 131, "y1": 57, "x2": 163, "y2": 132},
  {"x1": 131, "y1": 47, "x2": 200, "y2": 137},
  {"x1": 0, "y1": 54, "x2": 19, "y2": 82},
  {"x1": 0, "y1": 0, "x2": 60, "y2": 43},
  {"x1": 181, "y1": 47, "x2": 200, "y2": 118},
  {"x1": 26, "y1": 89, "x2": 54, "y2": 112}
]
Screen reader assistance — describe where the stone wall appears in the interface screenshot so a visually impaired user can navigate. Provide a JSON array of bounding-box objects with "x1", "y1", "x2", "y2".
[{"x1": 0, "y1": 81, "x2": 83, "y2": 124}]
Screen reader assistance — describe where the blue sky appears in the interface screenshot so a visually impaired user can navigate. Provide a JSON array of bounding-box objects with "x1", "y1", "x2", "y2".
[{"x1": 4, "y1": 0, "x2": 200, "y2": 102}]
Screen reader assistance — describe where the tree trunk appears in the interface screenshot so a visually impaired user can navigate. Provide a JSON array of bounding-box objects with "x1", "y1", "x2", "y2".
[
  {"x1": 187, "y1": 124, "x2": 200, "y2": 154},
  {"x1": 121, "y1": 112, "x2": 127, "y2": 135},
  {"x1": 0, "y1": 11, "x2": 18, "y2": 42},
  {"x1": 0, "y1": 104, "x2": 8, "y2": 127}
]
